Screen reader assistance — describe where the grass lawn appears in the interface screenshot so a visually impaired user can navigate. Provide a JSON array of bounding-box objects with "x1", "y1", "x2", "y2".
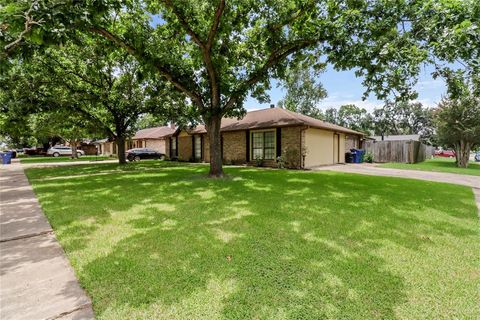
[
  {"x1": 379, "y1": 157, "x2": 480, "y2": 176},
  {"x1": 20, "y1": 155, "x2": 111, "y2": 163},
  {"x1": 26, "y1": 162, "x2": 479, "y2": 319}
]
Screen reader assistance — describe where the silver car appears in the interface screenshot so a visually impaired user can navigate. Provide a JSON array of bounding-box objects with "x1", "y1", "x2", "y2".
[{"x1": 47, "y1": 146, "x2": 85, "y2": 157}]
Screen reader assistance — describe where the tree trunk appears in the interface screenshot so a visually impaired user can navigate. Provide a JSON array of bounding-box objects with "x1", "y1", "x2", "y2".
[
  {"x1": 70, "y1": 140, "x2": 78, "y2": 159},
  {"x1": 455, "y1": 140, "x2": 470, "y2": 168},
  {"x1": 117, "y1": 136, "x2": 127, "y2": 165},
  {"x1": 205, "y1": 114, "x2": 224, "y2": 177}
]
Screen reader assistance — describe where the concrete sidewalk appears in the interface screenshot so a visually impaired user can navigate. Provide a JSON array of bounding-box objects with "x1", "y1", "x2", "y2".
[
  {"x1": 315, "y1": 164, "x2": 480, "y2": 214},
  {"x1": 0, "y1": 162, "x2": 94, "y2": 320}
]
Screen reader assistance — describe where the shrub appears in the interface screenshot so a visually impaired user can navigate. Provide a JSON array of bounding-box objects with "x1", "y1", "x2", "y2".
[
  {"x1": 364, "y1": 152, "x2": 374, "y2": 163},
  {"x1": 254, "y1": 155, "x2": 263, "y2": 167}
]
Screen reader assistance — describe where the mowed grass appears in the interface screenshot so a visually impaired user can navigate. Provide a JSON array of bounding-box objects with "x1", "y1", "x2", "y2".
[
  {"x1": 20, "y1": 155, "x2": 111, "y2": 163},
  {"x1": 380, "y1": 157, "x2": 480, "y2": 176},
  {"x1": 25, "y1": 162, "x2": 480, "y2": 319}
]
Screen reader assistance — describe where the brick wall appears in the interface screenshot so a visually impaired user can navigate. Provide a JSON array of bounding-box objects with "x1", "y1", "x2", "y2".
[
  {"x1": 222, "y1": 131, "x2": 247, "y2": 163},
  {"x1": 281, "y1": 126, "x2": 304, "y2": 168},
  {"x1": 145, "y1": 139, "x2": 166, "y2": 153}
]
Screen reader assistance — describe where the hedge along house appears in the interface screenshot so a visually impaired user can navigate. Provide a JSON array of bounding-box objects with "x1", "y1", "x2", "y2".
[{"x1": 166, "y1": 107, "x2": 364, "y2": 168}]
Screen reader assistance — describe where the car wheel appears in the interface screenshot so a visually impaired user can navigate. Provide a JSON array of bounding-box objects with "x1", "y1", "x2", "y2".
[
  {"x1": 159, "y1": 155, "x2": 165, "y2": 160},
  {"x1": 134, "y1": 155, "x2": 141, "y2": 161},
  {"x1": 53, "y1": 152, "x2": 60, "y2": 157},
  {"x1": 77, "y1": 152, "x2": 82, "y2": 157}
]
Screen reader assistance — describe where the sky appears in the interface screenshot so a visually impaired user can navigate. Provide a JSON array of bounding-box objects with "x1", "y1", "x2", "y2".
[{"x1": 244, "y1": 64, "x2": 447, "y2": 112}]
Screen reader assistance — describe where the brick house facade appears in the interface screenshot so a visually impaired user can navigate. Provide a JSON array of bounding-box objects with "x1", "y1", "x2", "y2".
[{"x1": 165, "y1": 108, "x2": 363, "y2": 168}]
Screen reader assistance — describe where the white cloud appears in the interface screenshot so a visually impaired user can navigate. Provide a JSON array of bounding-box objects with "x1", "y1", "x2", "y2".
[{"x1": 318, "y1": 98, "x2": 382, "y2": 112}]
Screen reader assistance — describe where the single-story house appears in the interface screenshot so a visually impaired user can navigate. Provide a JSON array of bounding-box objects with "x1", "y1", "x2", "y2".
[
  {"x1": 94, "y1": 125, "x2": 175, "y2": 156},
  {"x1": 166, "y1": 107, "x2": 364, "y2": 168},
  {"x1": 130, "y1": 125, "x2": 176, "y2": 153}
]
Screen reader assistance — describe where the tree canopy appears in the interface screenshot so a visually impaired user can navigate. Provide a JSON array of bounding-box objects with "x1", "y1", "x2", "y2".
[{"x1": 2, "y1": 0, "x2": 478, "y2": 174}]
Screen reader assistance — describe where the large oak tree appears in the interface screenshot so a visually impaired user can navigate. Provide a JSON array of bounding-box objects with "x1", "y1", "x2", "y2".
[{"x1": 3, "y1": 0, "x2": 477, "y2": 176}]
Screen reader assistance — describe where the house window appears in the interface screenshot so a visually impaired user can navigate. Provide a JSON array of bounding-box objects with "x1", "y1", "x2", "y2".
[
  {"x1": 251, "y1": 130, "x2": 275, "y2": 160},
  {"x1": 194, "y1": 135, "x2": 202, "y2": 160}
]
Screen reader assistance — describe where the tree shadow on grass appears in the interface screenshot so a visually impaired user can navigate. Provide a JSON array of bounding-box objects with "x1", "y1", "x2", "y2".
[{"x1": 27, "y1": 165, "x2": 479, "y2": 319}]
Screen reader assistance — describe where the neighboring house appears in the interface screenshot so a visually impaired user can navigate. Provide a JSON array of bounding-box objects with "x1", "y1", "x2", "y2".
[
  {"x1": 130, "y1": 125, "x2": 176, "y2": 153},
  {"x1": 93, "y1": 125, "x2": 176, "y2": 156},
  {"x1": 93, "y1": 138, "x2": 115, "y2": 156},
  {"x1": 371, "y1": 134, "x2": 421, "y2": 141},
  {"x1": 166, "y1": 107, "x2": 364, "y2": 168}
]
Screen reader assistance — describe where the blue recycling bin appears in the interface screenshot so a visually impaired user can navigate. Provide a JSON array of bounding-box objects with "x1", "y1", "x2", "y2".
[
  {"x1": 352, "y1": 149, "x2": 365, "y2": 163},
  {"x1": 1, "y1": 151, "x2": 13, "y2": 165}
]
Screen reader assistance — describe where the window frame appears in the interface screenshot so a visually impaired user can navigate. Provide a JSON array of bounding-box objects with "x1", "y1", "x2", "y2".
[{"x1": 250, "y1": 129, "x2": 276, "y2": 161}]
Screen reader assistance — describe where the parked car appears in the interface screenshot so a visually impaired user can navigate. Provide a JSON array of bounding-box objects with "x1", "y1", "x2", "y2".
[
  {"x1": 47, "y1": 146, "x2": 85, "y2": 157},
  {"x1": 475, "y1": 152, "x2": 480, "y2": 162},
  {"x1": 435, "y1": 149, "x2": 456, "y2": 158},
  {"x1": 126, "y1": 148, "x2": 165, "y2": 161}
]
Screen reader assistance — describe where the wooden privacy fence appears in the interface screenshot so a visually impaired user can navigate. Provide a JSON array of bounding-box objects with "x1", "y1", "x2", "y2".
[{"x1": 362, "y1": 140, "x2": 434, "y2": 163}]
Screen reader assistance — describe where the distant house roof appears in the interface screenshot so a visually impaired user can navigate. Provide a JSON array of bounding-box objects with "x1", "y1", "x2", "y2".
[
  {"x1": 181, "y1": 108, "x2": 364, "y2": 136},
  {"x1": 371, "y1": 134, "x2": 421, "y2": 141},
  {"x1": 92, "y1": 138, "x2": 109, "y2": 144},
  {"x1": 133, "y1": 126, "x2": 175, "y2": 139}
]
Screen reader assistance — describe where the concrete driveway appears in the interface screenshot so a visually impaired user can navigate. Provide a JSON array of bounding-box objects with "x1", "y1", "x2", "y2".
[
  {"x1": 0, "y1": 162, "x2": 94, "y2": 320},
  {"x1": 315, "y1": 164, "x2": 480, "y2": 214}
]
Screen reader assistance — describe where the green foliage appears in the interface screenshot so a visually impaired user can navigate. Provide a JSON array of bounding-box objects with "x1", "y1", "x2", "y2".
[
  {"x1": 364, "y1": 152, "x2": 374, "y2": 163},
  {"x1": 278, "y1": 62, "x2": 327, "y2": 119},
  {"x1": 325, "y1": 104, "x2": 373, "y2": 134},
  {"x1": 435, "y1": 80, "x2": 480, "y2": 168},
  {"x1": 373, "y1": 101, "x2": 436, "y2": 144}
]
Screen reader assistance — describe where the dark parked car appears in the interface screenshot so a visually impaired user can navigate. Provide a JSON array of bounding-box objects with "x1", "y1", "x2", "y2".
[
  {"x1": 475, "y1": 152, "x2": 480, "y2": 162},
  {"x1": 126, "y1": 148, "x2": 165, "y2": 161}
]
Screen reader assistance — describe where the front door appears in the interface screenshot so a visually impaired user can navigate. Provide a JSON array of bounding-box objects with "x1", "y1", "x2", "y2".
[{"x1": 333, "y1": 134, "x2": 340, "y2": 163}]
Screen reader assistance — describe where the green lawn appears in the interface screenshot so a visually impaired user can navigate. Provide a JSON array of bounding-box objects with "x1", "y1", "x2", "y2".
[
  {"x1": 20, "y1": 155, "x2": 111, "y2": 163},
  {"x1": 379, "y1": 157, "x2": 480, "y2": 176},
  {"x1": 26, "y1": 162, "x2": 479, "y2": 319}
]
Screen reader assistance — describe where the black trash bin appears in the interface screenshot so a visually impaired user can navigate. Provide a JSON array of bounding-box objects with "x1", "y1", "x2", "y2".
[{"x1": 345, "y1": 152, "x2": 353, "y2": 163}]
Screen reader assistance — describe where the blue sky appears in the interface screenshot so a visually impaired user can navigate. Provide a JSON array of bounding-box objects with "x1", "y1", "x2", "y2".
[{"x1": 245, "y1": 64, "x2": 447, "y2": 112}]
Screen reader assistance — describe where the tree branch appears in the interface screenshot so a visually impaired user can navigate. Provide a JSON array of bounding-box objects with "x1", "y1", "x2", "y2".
[
  {"x1": 3, "y1": 1, "x2": 45, "y2": 56},
  {"x1": 162, "y1": 0, "x2": 205, "y2": 48},
  {"x1": 224, "y1": 38, "x2": 320, "y2": 110},
  {"x1": 89, "y1": 27, "x2": 205, "y2": 108},
  {"x1": 206, "y1": 0, "x2": 225, "y2": 50}
]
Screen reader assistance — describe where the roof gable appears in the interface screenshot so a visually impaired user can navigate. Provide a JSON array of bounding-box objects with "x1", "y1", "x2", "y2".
[{"x1": 173, "y1": 108, "x2": 364, "y2": 136}]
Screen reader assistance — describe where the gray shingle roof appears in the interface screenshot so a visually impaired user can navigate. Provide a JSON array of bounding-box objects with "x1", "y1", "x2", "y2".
[{"x1": 133, "y1": 126, "x2": 175, "y2": 139}]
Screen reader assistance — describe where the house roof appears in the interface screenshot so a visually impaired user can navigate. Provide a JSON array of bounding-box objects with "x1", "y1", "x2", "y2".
[
  {"x1": 182, "y1": 108, "x2": 364, "y2": 135},
  {"x1": 371, "y1": 134, "x2": 420, "y2": 141},
  {"x1": 133, "y1": 126, "x2": 175, "y2": 139},
  {"x1": 92, "y1": 138, "x2": 109, "y2": 144}
]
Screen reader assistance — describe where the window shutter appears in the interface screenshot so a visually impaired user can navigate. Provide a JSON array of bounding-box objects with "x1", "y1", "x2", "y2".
[
  {"x1": 191, "y1": 135, "x2": 195, "y2": 160},
  {"x1": 175, "y1": 137, "x2": 178, "y2": 157},
  {"x1": 201, "y1": 135, "x2": 204, "y2": 160},
  {"x1": 276, "y1": 128, "x2": 281, "y2": 158},
  {"x1": 245, "y1": 130, "x2": 250, "y2": 161}
]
